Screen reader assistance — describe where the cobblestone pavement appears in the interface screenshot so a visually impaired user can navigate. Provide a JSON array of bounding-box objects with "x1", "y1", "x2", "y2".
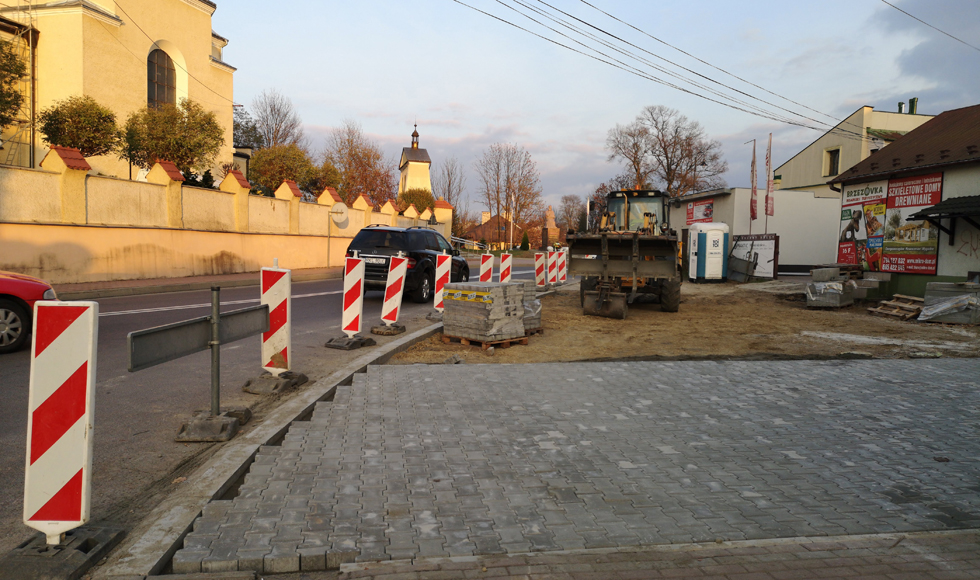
[{"x1": 170, "y1": 360, "x2": 980, "y2": 574}]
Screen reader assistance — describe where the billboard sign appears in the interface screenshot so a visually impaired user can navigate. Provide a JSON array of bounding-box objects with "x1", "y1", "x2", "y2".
[{"x1": 686, "y1": 199, "x2": 714, "y2": 225}]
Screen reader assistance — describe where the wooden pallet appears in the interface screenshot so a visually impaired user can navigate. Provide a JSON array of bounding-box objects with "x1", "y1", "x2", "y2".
[
  {"x1": 441, "y1": 334, "x2": 529, "y2": 350},
  {"x1": 867, "y1": 294, "x2": 924, "y2": 320},
  {"x1": 525, "y1": 327, "x2": 544, "y2": 337}
]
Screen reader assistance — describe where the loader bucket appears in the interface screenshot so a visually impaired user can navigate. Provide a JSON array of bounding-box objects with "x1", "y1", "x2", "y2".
[{"x1": 583, "y1": 291, "x2": 628, "y2": 319}]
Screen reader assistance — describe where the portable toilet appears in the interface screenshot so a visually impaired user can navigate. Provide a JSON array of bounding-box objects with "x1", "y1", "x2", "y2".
[{"x1": 688, "y1": 222, "x2": 730, "y2": 282}]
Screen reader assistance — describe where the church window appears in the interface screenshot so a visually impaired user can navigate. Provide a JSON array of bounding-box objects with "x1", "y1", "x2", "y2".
[{"x1": 148, "y1": 49, "x2": 177, "y2": 107}]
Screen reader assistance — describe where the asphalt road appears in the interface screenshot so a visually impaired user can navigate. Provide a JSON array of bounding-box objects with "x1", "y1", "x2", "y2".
[{"x1": 0, "y1": 270, "x2": 537, "y2": 553}]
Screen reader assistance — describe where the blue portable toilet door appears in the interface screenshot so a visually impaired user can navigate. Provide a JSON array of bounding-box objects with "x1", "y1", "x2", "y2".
[
  {"x1": 704, "y1": 230, "x2": 725, "y2": 280},
  {"x1": 695, "y1": 232, "x2": 707, "y2": 280}
]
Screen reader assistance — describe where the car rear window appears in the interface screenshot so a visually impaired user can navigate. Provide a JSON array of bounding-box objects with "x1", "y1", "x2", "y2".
[{"x1": 349, "y1": 230, "x2": 418, "y2": 251}]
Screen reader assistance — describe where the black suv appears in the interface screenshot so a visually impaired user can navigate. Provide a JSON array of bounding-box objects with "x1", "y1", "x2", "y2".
[{"x1": 346, "y1": 226, "x2": 470, "y2": 302}]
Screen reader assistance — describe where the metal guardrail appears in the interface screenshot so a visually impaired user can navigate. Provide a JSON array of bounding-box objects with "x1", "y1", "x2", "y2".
[
  {"x1": 127, "y1": 287, "x2": 268, "y2": 417},
  {"x1": 452, "y1": 236, "x2": 487, "y2": 252}
]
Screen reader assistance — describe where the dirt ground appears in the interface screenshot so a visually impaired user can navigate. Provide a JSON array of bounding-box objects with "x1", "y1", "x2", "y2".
[{"x1": 391, "y1": 280, "x2": 980, "y2": 364}]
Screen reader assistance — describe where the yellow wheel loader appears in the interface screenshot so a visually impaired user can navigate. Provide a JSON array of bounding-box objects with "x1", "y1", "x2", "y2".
[{"x1": 566, "y1": 189, "x2": 681, "y2": 319}]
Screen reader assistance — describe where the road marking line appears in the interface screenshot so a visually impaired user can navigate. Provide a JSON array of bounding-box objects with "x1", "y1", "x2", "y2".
[{"x1": 99, "y1": 290, "x2": 343, "y2": 317}]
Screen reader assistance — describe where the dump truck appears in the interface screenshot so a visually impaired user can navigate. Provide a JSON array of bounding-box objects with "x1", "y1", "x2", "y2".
[{"x1": 565, "y1": 189, "x2": 681, "y2": 319}]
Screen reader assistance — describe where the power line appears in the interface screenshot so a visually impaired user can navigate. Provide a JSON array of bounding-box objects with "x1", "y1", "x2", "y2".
[
  {"x1": 879, "y1": 0, "x2": 980, "y2": 53},
  {"x1": 522, "y1": 0, "x2": 868, "y2": 141},
  {"x1": 452, "y1": 0, "x2": 868, "y2": 143}
]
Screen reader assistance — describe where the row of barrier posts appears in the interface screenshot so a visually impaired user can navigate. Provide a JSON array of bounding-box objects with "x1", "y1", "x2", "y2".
[
  {"x1": 21, "y1": 262, "x2": 286, "y2": 566},
  {"x1": 22, "y1": 247, "x2": 576, "y2": 559}
]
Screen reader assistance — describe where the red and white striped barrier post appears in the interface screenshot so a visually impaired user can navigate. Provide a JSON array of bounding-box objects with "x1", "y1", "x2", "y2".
[
  {"x1": 558, "y1": 248, "x2": 568, "y2": 284},
  {"x1": 261, "y1": 266, "x2": 291, "y2": 375},
  {"x1": 547, "y1": 251, "x2": 558, "y2": 285},
  {"x1": 342, "y1": 252, "x2": 365, "y2": 338},
  {"x1": 479, "y1": 253, "x2": 494, "y2": 282},
  {"x1": 24, "y1": 301, "x2": 98, "y2": 545},
  {"x1": 534, "y1": 252, "x2": 546, "y2": 288},
  {"x1": 499, "y1": 253, "x2": 512, "y2": 283},
  {"x1": 380, "y1": 252, "x2": 408, "y2": 326},
  {"x1": 434, "y1": 251, "x2": 451, "y2": 312}
]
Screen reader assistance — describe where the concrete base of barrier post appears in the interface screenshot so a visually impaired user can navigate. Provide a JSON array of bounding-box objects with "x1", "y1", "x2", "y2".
[
  {"x1": 0, "y1": 525, "x2": 125, "y2": 580},
  {"x1": 324, "y1": 335, "x2": 377, "y2": 350},
  {"x1": 371, "y1": 323, "x2": 406, "y2": 336},
  {"x1": 174, "y1": 407, "x2": 250, "y2": 443},
  {"x1": 242, "y1": 371, "x2": 309, "y2": 396}
]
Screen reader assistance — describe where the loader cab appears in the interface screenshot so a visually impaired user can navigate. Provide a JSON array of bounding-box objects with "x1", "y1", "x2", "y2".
[{"x1": 605, "y1": 190, "x2": 668, "y2": 232}]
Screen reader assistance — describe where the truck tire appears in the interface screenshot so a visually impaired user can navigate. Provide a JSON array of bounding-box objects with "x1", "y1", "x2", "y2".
[
  {"x1": 579, "y1": 276, "x2": 598, "y2": 307},
  {"x1": 660, "y1": 279, "x2": 680, "y2": 312}
]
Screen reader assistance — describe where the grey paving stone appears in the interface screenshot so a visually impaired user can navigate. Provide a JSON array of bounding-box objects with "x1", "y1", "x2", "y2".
[{"x1": 170, "y1": 359, "x2": 980, "y2": 570}]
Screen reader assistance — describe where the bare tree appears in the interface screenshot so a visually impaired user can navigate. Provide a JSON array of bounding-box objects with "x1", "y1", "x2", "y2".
[
  {"x1": 638, "y1": 105, "x2": 727, "y2": 197},
  {"x1": 475, "y1": 143, "x2": 543, "y2": 248},
  {"x1": 606, "y1": 120, "x2": 654, "y2": 189},
  {"x1": 252, "y1": 89, "x2": 305, "y2": 148},
  {"x1": 324, "y1": 119, "x2": 397, "y2": 206},
  {"x1": 432, "y1": 156, "x2": 468, "y2": 237},
  {"x1": 557, "y1": 194, "x2": 586, "y2": 230}
]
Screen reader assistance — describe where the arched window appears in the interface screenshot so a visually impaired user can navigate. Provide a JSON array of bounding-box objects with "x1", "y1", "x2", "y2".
[{"x1": 147, "y1": 49, "x2": 176, "y2": 107}]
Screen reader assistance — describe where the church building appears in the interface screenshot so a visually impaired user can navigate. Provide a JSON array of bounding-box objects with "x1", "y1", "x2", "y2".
[{"x1": 398, "y1": 126, "x2": 432, "y2": 194}]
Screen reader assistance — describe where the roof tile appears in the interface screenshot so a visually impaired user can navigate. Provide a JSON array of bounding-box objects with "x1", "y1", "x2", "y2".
[
  {"x1": 434, "y1": 197, "x2": 454, "y2": 210},
  {"x1": 322, "y1": 187, "x2": 342, "y2": 203},
  {"x1": 228, "y1": 169, "x2": 249, "y2": 189},
  {"x1": 48, "y1": 146, "x2": 91, "y2": 171},
  {"x1": 831, "y1": 104, "x2": 980, "y2": 184},
  {"x1": 155, "y1": 159, "x2": 185, "y2": 182},
  {"x1": 283, "y1": 180, "x2": 302, "y2": 197}
]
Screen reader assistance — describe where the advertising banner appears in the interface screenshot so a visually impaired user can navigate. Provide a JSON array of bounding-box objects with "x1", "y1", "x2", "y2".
[
  {"x1": 837, "y1": 175, "x2": 942, "y2": 274},
  {"x1": 686, "y1": 199, "x2": 714, "y2": 225},
  {"x1": 880, "y1": 173, "x2": 942, "y2": 274},
  {"x1": 837, "y1": 180, "x2": 887, "y2": 270},
  {"x1": 731, "y1": 234, "x2": 778, "y2": 279}
]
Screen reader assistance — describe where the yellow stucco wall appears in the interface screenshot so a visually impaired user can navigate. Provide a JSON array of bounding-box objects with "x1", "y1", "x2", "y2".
[
  {"x1": 0, "y1": 163, "x2": 454, "y2": 283},
  {"x1": 86, "y1": 176, "x2": 167, "y2": 227},
  {"x1": 8, "y1": 0, "x2": 235, "y2": 177},
  {"x1": 399, "y1": 161, "x2": 432, "y2": 194},
  {"x1": 0, "y1": 222, "x2": 336, "y2": 284},
  {"x1": 299, "y1": 203, "x2": 332, "y2": 236},
  {"x1": 0, "y1": 167, "x2": 61, "y2": 222},
  {"x1": 248, "y1": 196, "x2": 290, "y2": 234},
  {"x1": 182, "y1": 186, "x2": 236, "y2": 232}
]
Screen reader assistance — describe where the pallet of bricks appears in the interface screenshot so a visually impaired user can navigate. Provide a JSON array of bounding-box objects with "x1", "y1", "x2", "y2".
[{"x1": 442, "y1": 282, "x2": 528, "y2": 350}]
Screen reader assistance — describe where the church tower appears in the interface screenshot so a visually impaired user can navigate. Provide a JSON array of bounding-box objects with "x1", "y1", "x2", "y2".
[{"x1": 398, "y1": 125, "x2": 432, "y2": 194}]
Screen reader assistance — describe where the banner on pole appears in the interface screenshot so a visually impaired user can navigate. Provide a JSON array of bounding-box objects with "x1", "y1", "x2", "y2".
[
  {"x1": 750, "y1": 141, "x2": 758, "y2": 221},
  {"x1": 765, "y1": 133, "x2": 774, "y2": 217}
]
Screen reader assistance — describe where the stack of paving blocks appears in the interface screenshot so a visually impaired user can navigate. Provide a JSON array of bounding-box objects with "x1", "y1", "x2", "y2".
[
  {"x1": 806, "y1": 267, "x2": 856, "y2": 308},
  {"x1": 520, "y1": 279, "x2": 542, "y2": 331},
  {"x1": 443, "y1": 282, "x2": 525, "y2": 341}
]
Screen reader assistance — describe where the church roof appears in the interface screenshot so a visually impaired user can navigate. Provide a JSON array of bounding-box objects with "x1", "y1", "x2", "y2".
[{"x1": 399, "y1": 147, "x2": 431, "y2": 169}]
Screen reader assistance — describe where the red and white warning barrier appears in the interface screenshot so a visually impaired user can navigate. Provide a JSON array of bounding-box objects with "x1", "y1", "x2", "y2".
[
  {"x1": 261, "y1": 267, "x2": 291, "y2": 375},
  {"x1": 380, "y1": 253, "x2": 408, "y2": 326},
  {"x1": 342, "y1": 253, "x2": 365, "y2": 338},
  {"x1": 434, "y1": 252, "x2": 451, "y2": 312},
  {"x1": 479, "y1": 253, "x2": 494, "y2": 282},
  {"x1": 558, "y1": 249, "x2": 568, "y2": 283},
  {"x1": 499, "y1": 253, "x2": 512, "y2": 284},
  {"x1": 534, "y1": 252, "x2": 546, "y2": 288},
  {"x1": 24, "y1": 301, "x2": 98, "y2": 544},
  {"x1": 547, "y1": 251, "x2": 558, "y2": 284}
]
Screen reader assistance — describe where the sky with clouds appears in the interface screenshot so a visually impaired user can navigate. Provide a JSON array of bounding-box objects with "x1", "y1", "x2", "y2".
[{"x1": 213, "y1": 0, "x2": 979, "y2": 211}]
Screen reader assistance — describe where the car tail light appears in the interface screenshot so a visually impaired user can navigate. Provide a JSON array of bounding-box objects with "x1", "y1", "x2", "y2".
[
  {"x1": 406, "y1": 257, "x2": 417, "y2": 269},
  {"x1": 346, "y1": 250, "x2": 354, "y2": 257}
]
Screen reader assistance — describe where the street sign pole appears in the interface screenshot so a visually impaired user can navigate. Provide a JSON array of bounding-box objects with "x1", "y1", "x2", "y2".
[{"x1": 210, "y1": 287, "x2": 220, "y2": 418}]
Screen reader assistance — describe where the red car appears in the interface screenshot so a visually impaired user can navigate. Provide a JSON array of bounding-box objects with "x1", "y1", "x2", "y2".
[{"x1": 0, "y1": 270, "x2": 57, "y2": 354}]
